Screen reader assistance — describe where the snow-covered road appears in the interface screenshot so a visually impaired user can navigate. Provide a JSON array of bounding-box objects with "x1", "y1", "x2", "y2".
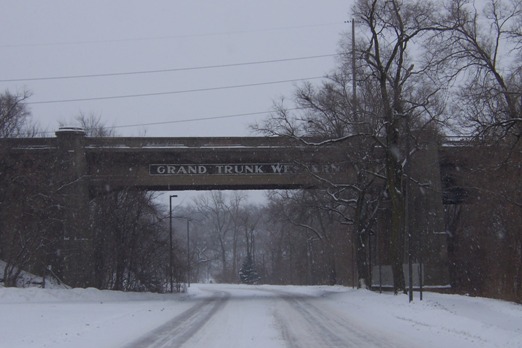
[
  {"x1": 1, "y1": 283, "x2": 521, "y2": 347},
  {"x1": 124, "y1": 285, "x2": 412, "y2": 348},
  {"x1": 125, "y1": 290, "x2": 231, "y2": 348}
]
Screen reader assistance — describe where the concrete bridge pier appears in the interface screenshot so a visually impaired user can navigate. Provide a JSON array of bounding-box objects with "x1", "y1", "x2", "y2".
[
  {"x1": 408, "y1": 140, "x2": 449, "y2": 287},
  {"x1": 55, "y1": 127, "x2": 92, "y2": 287}
]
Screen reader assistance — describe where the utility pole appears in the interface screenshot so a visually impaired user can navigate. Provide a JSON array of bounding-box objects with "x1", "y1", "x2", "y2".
[{"x1": 405, "y1": 112, "x2": 413, "y2": 303}]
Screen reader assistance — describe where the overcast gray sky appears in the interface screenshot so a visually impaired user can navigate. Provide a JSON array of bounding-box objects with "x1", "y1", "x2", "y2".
[{"x1": 1, "y1": 0, "x2": 352, "y2": 137}]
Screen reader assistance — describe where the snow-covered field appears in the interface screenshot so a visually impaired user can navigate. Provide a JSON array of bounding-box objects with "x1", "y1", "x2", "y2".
[{"x1": 0, "y1": 283, "x2": 521, "y2": 347}]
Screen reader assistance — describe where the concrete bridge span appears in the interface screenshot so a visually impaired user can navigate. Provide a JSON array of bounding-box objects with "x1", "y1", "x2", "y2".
[{"x1": 1, "y1": 128, "x2": 465, "y2": 288}]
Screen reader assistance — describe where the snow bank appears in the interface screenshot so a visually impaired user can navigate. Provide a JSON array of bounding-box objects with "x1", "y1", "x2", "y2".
[{"x1": 0, "y1": 284, "x2": 521, "y2": 347}]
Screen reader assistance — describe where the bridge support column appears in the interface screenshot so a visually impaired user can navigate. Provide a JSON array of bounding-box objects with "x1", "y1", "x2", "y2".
[
  {"x1": 55, "y1": 127, "x2": 92, "y2": 287},
  {"x1": 408, "y1": 139, "x2": 450, "y2": 288}
]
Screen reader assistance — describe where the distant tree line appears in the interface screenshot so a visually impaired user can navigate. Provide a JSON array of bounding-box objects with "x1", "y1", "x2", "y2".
[{"x1": 170, "y1": 191, "x2": 355, "y2": 287}]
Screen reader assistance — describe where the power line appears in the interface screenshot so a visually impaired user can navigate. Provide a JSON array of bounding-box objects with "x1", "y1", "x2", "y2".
[
  {"x1": 0, "y1": 54, "x2": 337, "y2": 82},
  {"x1": 1, "y1": 22, "x2": 342, "y2": 49},
  {"x1": 114, "y1": 109, "x2": 296, "y2": 129},
  {"x1": 27, "y1": 76, "x2": 324, "y2": 105},
  {"x1": 35, "y1": 107, "x2": 305, "y2": 136}
]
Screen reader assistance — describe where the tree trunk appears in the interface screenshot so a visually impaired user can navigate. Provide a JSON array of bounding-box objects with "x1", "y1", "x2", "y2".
[{"x1": 354, "y1": 194, "x2": 370, "y2": 288}]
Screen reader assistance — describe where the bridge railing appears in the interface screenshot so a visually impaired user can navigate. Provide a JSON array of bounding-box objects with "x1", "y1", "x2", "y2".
[{"x1": 82, "y1": 136, "x2": 325, "y2": 149}]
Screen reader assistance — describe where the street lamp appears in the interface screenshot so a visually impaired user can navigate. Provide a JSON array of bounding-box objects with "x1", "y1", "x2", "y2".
[
  {"x1": 186, "y1": 218, "x2": 190, "y2": 287},
  {"x1": 169, "y1": 195, "x2": 177, "y2": 293}
]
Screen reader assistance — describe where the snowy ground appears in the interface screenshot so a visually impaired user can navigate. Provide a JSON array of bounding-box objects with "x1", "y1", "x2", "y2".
[{"x1": 0, "y1": 283, "x2": 521, "y2": 347}]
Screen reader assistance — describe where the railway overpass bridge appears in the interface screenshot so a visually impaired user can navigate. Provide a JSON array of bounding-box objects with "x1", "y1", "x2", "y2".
[{"x1": 1, "y1": 128, "x2": 471, "y2": 287}]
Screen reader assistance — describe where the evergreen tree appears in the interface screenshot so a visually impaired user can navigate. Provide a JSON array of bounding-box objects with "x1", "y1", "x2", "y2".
[{"x1": 239, "y1": 254, "x2": 260, "y2": 284}]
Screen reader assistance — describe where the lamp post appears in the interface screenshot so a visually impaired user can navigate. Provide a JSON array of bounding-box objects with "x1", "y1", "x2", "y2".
[
  {"x1": 169, "y1": 195, "x2": 177, "y2": 293},
  {"x1": 186, "y1": 218, "x2": 190, "y2": 287}
]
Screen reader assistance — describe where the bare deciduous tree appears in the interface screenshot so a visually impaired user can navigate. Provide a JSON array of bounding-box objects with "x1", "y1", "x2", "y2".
[
  {"x1": 428, "y1": 0, "x2": 522, "y2": 139},
  {"x1": 254, "y1": 0, "x2": 447, "y2": 293},
  {"x1": 0, "y1": 90, "x2": 32, "y2": 138}
]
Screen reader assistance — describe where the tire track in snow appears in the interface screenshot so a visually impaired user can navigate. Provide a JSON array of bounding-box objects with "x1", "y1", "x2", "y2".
[
  {"x1": 271, "y1": 290, "x2": 411, "y2": 348},
  {"x1": 124, "y1": 291, "x2": 229, "y2": 348}
]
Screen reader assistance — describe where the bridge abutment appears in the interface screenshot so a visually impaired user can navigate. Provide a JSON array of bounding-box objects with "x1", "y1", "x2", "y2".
[
  {"x1": 409, "y1": 140, "x2": 449, "y2": 287},
  {"x1": 55, "y1": 128, "x2": 92, "y2": 287}
]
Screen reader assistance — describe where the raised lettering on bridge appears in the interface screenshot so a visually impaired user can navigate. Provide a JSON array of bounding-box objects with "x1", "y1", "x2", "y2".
[{"x1": 149, "y1": 163, "x2": 342, "y2": 176}]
